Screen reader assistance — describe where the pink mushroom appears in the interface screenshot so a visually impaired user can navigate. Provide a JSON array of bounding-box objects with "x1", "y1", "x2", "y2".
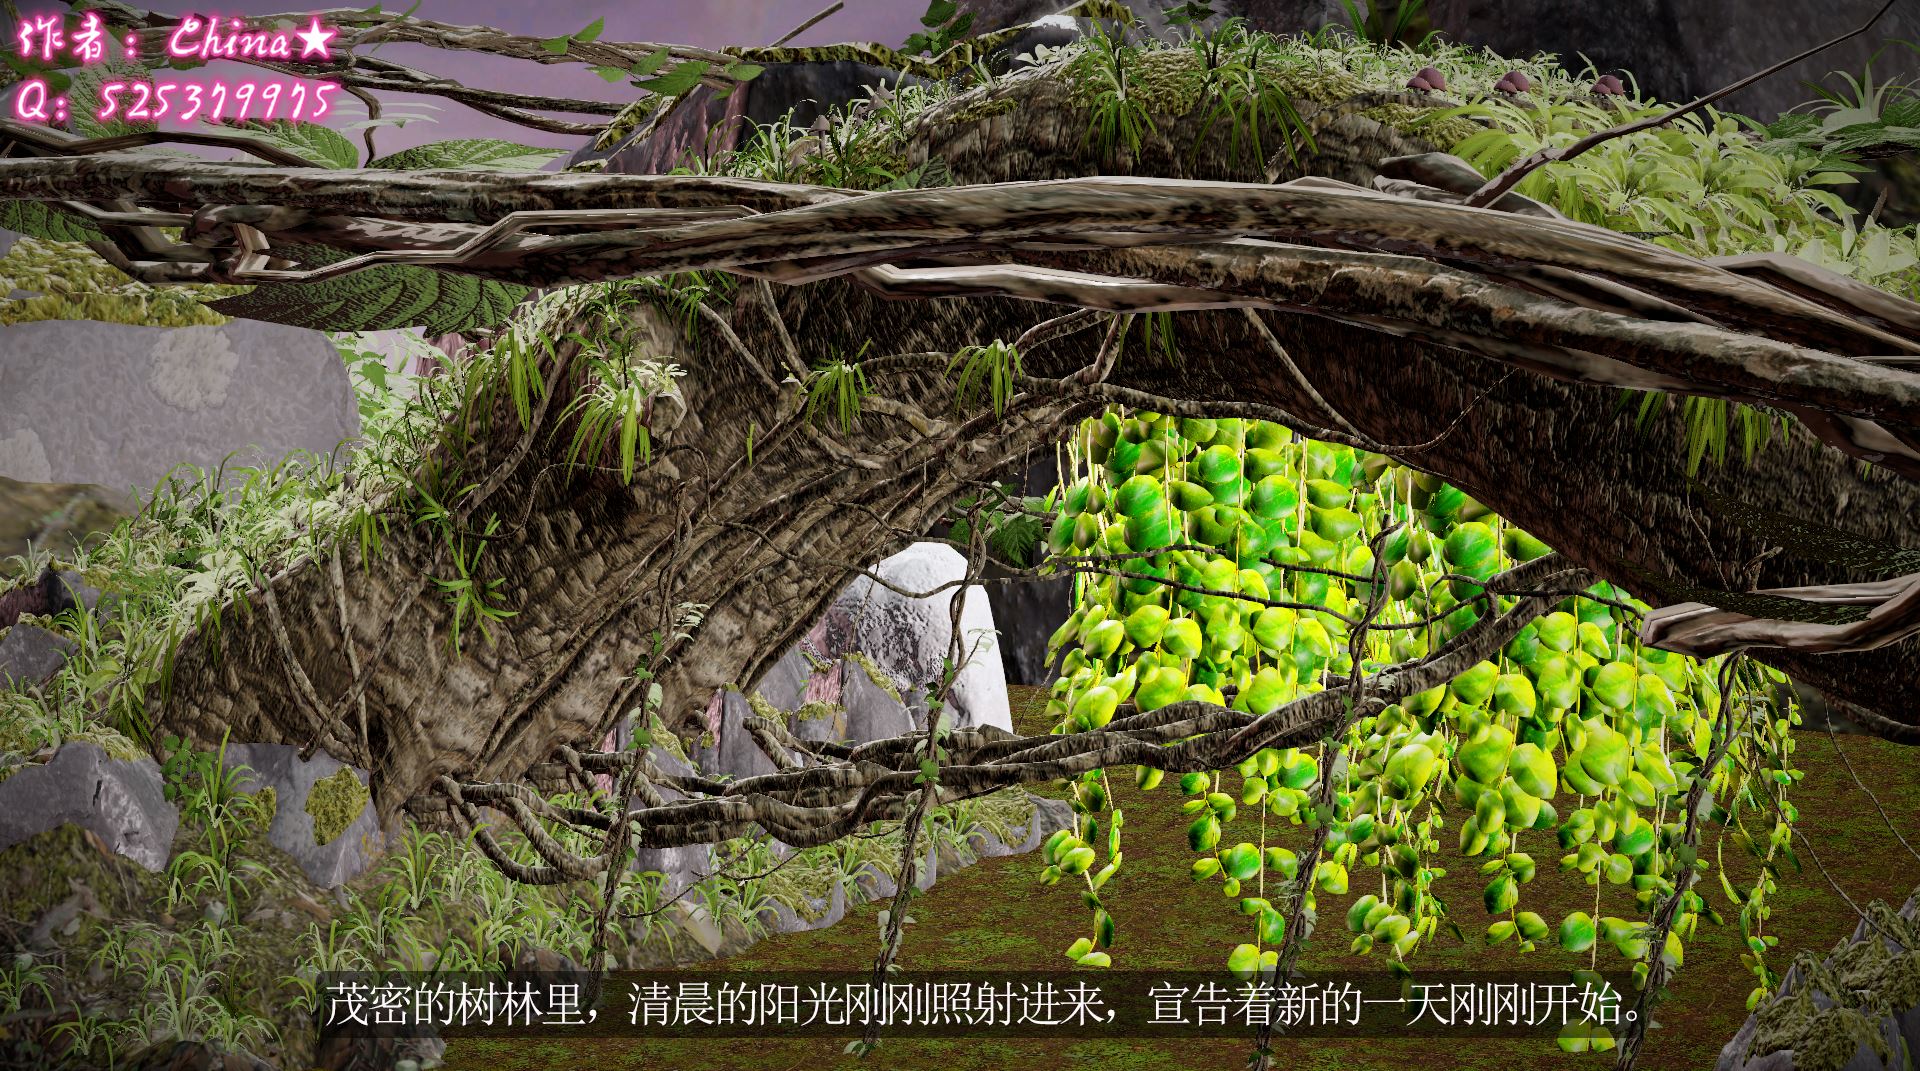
[{"x1": 1495, "y1": 70, "x2": 1532, "y2": 93}]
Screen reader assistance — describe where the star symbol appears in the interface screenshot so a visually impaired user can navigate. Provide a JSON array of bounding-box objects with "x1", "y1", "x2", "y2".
[{"x1": 295, "y1": 16, "x2": 335, "y2": 60}]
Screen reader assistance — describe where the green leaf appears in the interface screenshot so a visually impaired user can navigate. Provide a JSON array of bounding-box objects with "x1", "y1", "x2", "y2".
[
  {"x1": 206, "y1": 246, "x2": 528, "y2": 333},
  {"x1": 575, "y1": 17, "x2": 605, "y2": 42},
  {"x1": 637, "y1": 60, "x2": 709, "y2": 98},
  {"x1": 725, "y1": 62, "x2": 766, "y2": 82},
  {"x1": 922, "y1": 0, "x2": 959, "y2": 27},
  {"x1": 590, "y1": 65, "x2": 629, "y2": 82},
  {"x1": 220, "y1": 118, "x2": 359, "y2": 168},
  {"x1": 368, "y1": 138, "x2": 565, "y2": 171},
  {"x1": 1221, "y1": 842, "x2": 1262, "y2": 881},
  {"x1": 539, "y1": 34, "x2": 571, "y2": 54},
  {"x1": 630, "y1": 48, "x2": 672, "y2": 77},
  {"x1": 0, "y1": 200, "x2": 105, "y2": 243},
  {"x1": 1227, "y1": 942, "x2": 1261, "y2": 980},
  {"x1": 1559, "y1": 911, "x2": 1597, "y2": 953}
]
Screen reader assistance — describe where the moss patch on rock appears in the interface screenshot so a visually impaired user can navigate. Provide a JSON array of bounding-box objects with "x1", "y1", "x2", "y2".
[
  {"x1": 0, "y1": 235, "x2": 250, "y2": 327},
  {"x1": 305, "y1": 767, "x2": 368, "y2": 846}
]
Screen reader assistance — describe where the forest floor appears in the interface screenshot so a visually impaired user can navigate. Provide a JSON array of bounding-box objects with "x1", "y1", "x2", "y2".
[{"x1": 442, "y1": 685, "x2": 1920, "y2": 1071}]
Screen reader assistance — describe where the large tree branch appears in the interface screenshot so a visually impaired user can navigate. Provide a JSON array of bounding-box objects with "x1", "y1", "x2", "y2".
[{"x1": 5, "y1": 129, "x2": 1920, "y2": 476}]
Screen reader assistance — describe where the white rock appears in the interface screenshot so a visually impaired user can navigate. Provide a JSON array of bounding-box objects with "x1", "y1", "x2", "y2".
[{"x1": 837, "y1": 542, "x2": 1013, "y2": 734}]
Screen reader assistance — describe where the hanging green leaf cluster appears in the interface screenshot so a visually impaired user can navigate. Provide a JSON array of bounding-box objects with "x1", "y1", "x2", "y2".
[{"x1": 1036, "y1": 405, "x2": 1807, "y2": 1025}]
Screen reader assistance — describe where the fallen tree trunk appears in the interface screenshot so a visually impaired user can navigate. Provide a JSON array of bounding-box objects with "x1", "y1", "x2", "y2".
[{"x1": 11, "y1": 59, "x2": 1912, "y2": 825}]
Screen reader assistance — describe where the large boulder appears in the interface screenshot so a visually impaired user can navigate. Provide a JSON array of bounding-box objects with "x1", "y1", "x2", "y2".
[
  {"x1": 0, "y1": 316, "x2": 358, "y2": 495},
  {"x1": 219, "y1": 744, "x2": 387, "y2": 889},
  {"x1": 598, "y1": 543, "x2": 1039, "y2": 952},
  {"x1": 839, "y1": 542, "x2": 1013, "y2": 730},
  {"x1": 0, "y1": 621, "x2": 74, "y2": 689},
  {"x1": 1717, "y1": 886, "x2": 1920, "y2": 1071},
  {"x1": 690, "y1": 541, "x2": 1013, "y2": 783},
  {"x1": 0, "y1": 742, "x2": 178, "y2": 871}
]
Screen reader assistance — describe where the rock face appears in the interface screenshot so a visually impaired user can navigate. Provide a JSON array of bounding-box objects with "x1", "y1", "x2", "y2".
[
  {"x1": 1419, "y1": 0, "x2": 1920, "y2": 121},
  {"x1": 0, "y1": 742, "x2": 178, "y2": 871},
  {"x1": 603, "y1": 543, "x2": 1039, "y2": 940},
  {"x1": 1716, "y1": 887, "x2": 1920, "y2": 1071},
  {"x1": 983, "y1": 451, "x2": 1073, "y2": 686},
  {"x1": 220, "y1": 744, "x2": 386, "y2": 889},
  {"x1": 0, "y1": 316, "x2": 359, "y2": 496},
  {"x1": 0, "y1": 621, "x2": 75, "y2": 689},
  {"x1": 838, "y1": 542, "x2": 1014, "y2": 731},
  {"x1": 688, "y1": 541, "x2": 1013, "y2": 784}
]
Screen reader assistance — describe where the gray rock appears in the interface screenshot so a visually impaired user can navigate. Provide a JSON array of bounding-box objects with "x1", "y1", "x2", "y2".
[
  {"x1": 0, "y1": 742, "x2": 178, "y2": 870},
  {"x1": 837, "y1": 542, "x2": 1014, "y2": 734},
  {"x1": 980, "y1": 452, "x2": 1073, "y2": 686},
  {"x1": 219, "y1": 743, "x2": 387, "y2": 888},
  {"x1": 0, "y1": 317, "x2": 359, "y2": 495},
  {"x1": 1716, "y1": 884, "x2": 1920, "y2": 1071},
  {"x1": 0, "y1": 622, "x2": 75, "y2": 688},
  {"x1": 51, "y1": 570, "x2": 103, "y2": 615},
  {"x1": 688, "y1": 543, "x2": 1012, "y2": 787}
]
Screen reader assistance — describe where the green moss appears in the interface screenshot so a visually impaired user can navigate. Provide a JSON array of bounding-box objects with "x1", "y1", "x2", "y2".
[
  {"x1": 0, "y1": 823, "x2": 164, "y2": 925},
  {"x1": 792, "y1": 700, "x2": 842, "y2": 723},
  {"x1": 594, "y1": 94, "x2": 662, "y2": 153},
  {"x1": 305, "y1": 767, "x2": 368, "y2": 846},
  {"x1": 1747, "y1": 885, "x2": 1920, "y2": 1070},
  {"x1": 0, "y1": 235, "x2": 249, "y2": 327},
  {"x1": 843, "y1": 651, "x2": 903, "y2": 702},
  {"x1": 945, "y1": 95, "x2": 1021, "y2": 125},
  {"x1": 250, "y1": 785, "x2": 277, "y2": 826}
]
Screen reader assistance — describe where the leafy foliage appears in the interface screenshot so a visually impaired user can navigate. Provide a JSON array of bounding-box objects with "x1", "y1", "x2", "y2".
[
  {"x1": 1042, "y1": 408, "x2": 1803, "y2": 1019},
  {"x1": 0, "y1": 200, "x2": 103, "y2": 244},
  {"x1": 367, "y1": 138, "x2": 565, "y2": 171},
  {"x1": 902, "y1": 0, "x2": 976, "y2": 60},
  {"x1": 562, "y1": 353, "x2": 685, "y2": 485},
  {"x1": 946, "y1": 483, "x2": 1048, "y2": 568},
  {"x1": 206, "y1": 247, "x2": 530, "y2": 334},
  {"x1": 948, "y1": 339, "x2": 1024, "y2": 416},
  {"x1": 220, "y1": 118, "x2": 360, "y2": 168},
  {"x1": 803, "y1": 347, "x2": 876, "y2": 435}
]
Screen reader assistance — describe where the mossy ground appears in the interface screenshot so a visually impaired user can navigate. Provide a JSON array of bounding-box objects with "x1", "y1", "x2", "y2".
[{"x1": 443, "y1": 686, "x2": 1920, "y2": 1071}]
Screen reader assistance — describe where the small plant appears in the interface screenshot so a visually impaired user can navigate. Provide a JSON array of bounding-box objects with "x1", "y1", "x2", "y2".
[
  {"x1": 1339, "y1": 0, "x2": 1436, "y2": 50},
  {"x1": 901, "y1": 0, "x2": 974, "y2": 60},
  {"x1": 948, "y1": 339, "x2": 1023, "y2": 416},
  {"x1": 160, "y1": 731, "x2": 272, "y2": 922},
  {"x1": 802, "y1": 345, "x2": 876, "y2": 434},
  {"x1": 1078, "y1": 24, "x2": 1155, "y2": 162},
  {"x1": 0, "y1": 953, "x2": 55, "y2": 1016},
  {"x1": 563, "y1": 354, "x2": 686, "y2": 483}
]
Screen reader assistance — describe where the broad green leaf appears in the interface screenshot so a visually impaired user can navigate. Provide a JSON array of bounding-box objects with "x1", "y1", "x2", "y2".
[
  {"x1": 0, "y1": 201, "x2": 105, "y2": 243},
  {"x1": 368, "y1": 138, "x2": 565, "y2": 171},
  {"x1": 221, "y1": 118, "x2": 359, "y2": 168},
  {"x1": 637, "y1": 60, "x2": 709, "y2": 98},
  {"x1": 1559, "y1": 911, "x2": 1597, "y2": 953},
  {"x1": 206, "y1": 246, "x2": 528, "y2": 333}
]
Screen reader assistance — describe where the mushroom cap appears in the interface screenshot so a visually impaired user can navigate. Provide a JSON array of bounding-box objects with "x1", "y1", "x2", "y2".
[
  {"x1": 1503, "y1": 70, "x2": 1532, "y2": 92},
  {"x1": 1406, "y1": 75, "x2": 1434, "y2": 91},
  {"x1": 1414, "y1": 66, "x2": 1447, "y2": 89}
]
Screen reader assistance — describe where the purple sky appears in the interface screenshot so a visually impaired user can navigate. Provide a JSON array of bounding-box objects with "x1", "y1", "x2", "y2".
[{"x1": 21, "y1": 1, "x2": 930, "y2": 158}]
